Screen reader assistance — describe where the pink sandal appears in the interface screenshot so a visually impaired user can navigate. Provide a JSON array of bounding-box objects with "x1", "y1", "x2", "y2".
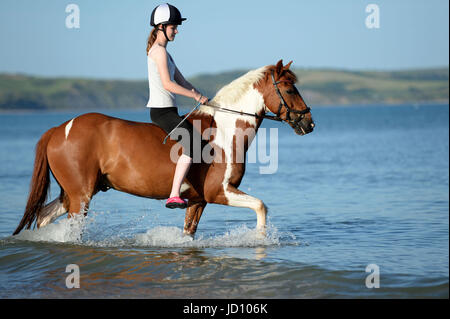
[{"x1": 165, "y1": 196, "x2": 187, "y2": 209}]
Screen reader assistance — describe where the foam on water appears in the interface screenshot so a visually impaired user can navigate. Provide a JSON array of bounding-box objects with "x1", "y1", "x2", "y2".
[
  {"x1": 133, "y1": 224, "x2": 284, "y2": 248},
  {"x1": 10, "y1": 212, "x2": 296, "y2": 248},
  {"x1": 13, "y1": 214, "x2": 88, "y2": 243}
]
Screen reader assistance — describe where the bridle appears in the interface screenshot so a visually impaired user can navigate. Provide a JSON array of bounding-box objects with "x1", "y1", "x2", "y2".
[{"x1": 270, "y1": 69, "x2": 311, "y2": 126}]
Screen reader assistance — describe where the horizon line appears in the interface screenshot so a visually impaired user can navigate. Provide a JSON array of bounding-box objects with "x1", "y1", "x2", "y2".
[{"x1": 1, "y1": 65, "x2": 449, "y2": 82}]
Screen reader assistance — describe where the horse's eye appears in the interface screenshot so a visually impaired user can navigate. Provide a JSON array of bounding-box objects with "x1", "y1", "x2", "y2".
[{"x1": 286, "y1": 89, "x2": 295, "y2": 95}]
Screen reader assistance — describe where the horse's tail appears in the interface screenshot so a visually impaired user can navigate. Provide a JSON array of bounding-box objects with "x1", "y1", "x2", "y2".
[{"x1": 13, "y1": 127, "x2": 56, "y2": 235}]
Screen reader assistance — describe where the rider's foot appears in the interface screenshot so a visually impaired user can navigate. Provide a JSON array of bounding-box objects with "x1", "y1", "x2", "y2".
[{"x1": 165, "y1": 196, "x2": 187, "y2": 209}]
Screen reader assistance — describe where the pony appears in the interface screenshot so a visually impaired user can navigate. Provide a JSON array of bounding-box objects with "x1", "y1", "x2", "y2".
[{"x1": 13, "y1": 60, "x2": 314, "y2": 237}]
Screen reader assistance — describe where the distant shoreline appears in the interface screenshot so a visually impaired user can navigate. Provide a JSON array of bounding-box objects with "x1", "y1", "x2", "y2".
[
  {"x1": 1, "y1": 67, "x2": 448, "y2": 112},
  {"x1": 0, "y1": 101, "x2": 448, "y2": 115}
]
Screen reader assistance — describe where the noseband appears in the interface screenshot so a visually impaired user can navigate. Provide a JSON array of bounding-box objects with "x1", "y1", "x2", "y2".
[{"x1": 270, "y1": 70, "x2": 311, "y2": 127}]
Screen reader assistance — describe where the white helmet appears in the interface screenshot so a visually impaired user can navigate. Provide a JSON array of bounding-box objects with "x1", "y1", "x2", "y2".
[{"x1": 150, "y1": 3, "x2": 186, "y2": 26}]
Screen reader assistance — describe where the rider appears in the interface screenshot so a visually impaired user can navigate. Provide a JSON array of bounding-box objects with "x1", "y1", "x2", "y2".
[{"x1": 146, "y1": 3, "x2": 208, "y2": 209}]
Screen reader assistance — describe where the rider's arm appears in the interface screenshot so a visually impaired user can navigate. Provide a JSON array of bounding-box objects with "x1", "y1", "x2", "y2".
[
  {"x1": 174, "y1": 66, "x2": 195, "y2": 91},
  {"x1": 152, "y1": 46, "x2": 201, "y2": 101}
]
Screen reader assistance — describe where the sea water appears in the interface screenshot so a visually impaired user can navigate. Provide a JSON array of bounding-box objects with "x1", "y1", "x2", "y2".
[{"x1": 0, "y1": 104, "x2": 448, "y2": 298}]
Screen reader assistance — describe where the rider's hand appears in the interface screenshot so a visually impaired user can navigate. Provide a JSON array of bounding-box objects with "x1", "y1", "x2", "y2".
[
  {"x1": 199, "y1": 95, "x2": 209, "y2": 105},
  {"x1": 192, "y1": 89, "x2": 209, "y2": 105}
]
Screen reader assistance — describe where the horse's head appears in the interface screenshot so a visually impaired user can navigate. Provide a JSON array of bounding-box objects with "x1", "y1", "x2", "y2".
[{"x1": 256, "y1": 60, "x2": 314, "y2": 135}]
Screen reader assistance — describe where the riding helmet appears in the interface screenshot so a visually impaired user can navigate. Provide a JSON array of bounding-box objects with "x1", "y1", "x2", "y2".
[{"x1": 150, "y1": 3, "x2": 186, "y2": 26}]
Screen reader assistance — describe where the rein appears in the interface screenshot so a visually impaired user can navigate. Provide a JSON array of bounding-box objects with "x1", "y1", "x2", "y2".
[
  {"x1": 201, "y1": 103, "x2": 284, "y2": 122},
  {"x1": 163, "y1": 69, "x2": 312, "y2": 143}
]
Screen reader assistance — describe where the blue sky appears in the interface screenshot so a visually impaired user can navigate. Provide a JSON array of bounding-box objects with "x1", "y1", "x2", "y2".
[{"x1": 0, "y1": 0, "x2": 448, "y2": 79}]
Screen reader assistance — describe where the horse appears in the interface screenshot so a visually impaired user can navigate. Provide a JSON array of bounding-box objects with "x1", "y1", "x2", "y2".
[{"x1": 12, "y1": 60, "x2": 314, "y2": 238}]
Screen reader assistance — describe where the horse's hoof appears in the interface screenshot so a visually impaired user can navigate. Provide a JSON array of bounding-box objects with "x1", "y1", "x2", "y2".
[
  {"x1": 36, "y1": 215, "x2": 53, "y2": 229},
  {"x1": 256, "y1": 227, "x2": 266, "y2": 239},
  {"x1": 183, "y1": 231, "x2": 195, "y2": 240}
]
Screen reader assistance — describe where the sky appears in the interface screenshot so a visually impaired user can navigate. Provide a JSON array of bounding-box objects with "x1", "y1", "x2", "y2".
[{"x1": 0, "y1": 0, "x2": 448, "y2": 79}]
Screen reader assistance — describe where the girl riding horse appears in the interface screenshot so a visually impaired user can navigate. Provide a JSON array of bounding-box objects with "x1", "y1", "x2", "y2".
[{"x1": 147, "y1": 3, "x2": 209, "y2": 209}]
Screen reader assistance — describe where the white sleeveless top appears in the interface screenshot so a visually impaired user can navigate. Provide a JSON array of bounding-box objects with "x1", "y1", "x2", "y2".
[{"x1": 146, "y1": 46, "x2": 176, "y2": 108}]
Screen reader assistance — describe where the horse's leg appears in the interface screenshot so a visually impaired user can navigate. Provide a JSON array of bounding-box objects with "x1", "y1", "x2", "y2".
[
  {"x1": 183, "y1": 200, "x2": 207, "y2": 238},
  {"x1": 36, "y1": 187, "x2": 92, "y2": 228},
  {"x1": 36, "y1": 190, "x2": 67, "y2": 228},
  {"x1": 51, "y1": 168, "x2": 97, "y2": 219},
  {"x1": 208, "y1": 185, "x2": 268, "y2": 235},
  {"x1": 67, "y1": 194, "x2": 91, "y2": 217}
]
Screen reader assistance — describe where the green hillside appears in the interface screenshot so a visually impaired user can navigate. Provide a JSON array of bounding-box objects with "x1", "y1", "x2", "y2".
[
  {"x1": 184, "y1": 67, "x2": 449, "y2": 106},
  {"x1": 0, "y1": 67, "x2": 448, "y2": 111},
  {"x1": 0, "y1": 74, "x2": 148, "y2": 111}
]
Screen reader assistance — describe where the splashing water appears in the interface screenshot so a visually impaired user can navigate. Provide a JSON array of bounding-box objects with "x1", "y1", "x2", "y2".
[
  {"x1": 13, "y1": 214, "x2": 88, "y2": 243},
  {"x1": 133, "y1": 224, "x2": 284, "y2": 248},
  {"x1": 10, "y1": 211, "x2": 297, "y2": 248}
]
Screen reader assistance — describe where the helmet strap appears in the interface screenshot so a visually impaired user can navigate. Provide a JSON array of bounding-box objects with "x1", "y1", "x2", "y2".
[{"x1": 157, "y1": 24, "x2": 171, "y2": 42}]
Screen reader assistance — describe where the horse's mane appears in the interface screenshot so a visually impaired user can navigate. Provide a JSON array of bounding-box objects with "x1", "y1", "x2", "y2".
[
  {"x1": 197, "y1": 64, "x2": 298, "y2": 116},
  {"x1": 198, "y1": 66, "x2": 268, "y2": 115}
]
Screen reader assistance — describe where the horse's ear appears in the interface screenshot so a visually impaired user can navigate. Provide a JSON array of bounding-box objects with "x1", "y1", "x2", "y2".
[
  {"x1": 284, "y1": 61, "x2": 293, "y2": 70},
  {"x1": 275, "y1": 59, "x2": 284, "y2": 75}
]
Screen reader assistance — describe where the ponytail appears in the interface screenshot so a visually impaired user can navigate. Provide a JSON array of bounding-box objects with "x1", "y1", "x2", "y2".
[{"x1": 146, "y1": 27, "x2": 158, "y2": 54}]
